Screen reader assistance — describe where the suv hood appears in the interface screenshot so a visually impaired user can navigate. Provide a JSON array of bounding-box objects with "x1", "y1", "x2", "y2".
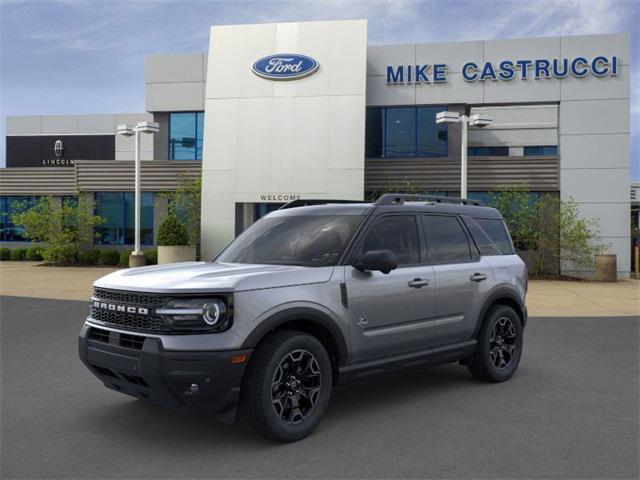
[{"x1": 93, "y1": 262, "x2": 335, "y2": 294}]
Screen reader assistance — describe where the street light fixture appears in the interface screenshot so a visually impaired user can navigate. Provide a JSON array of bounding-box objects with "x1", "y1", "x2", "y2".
[
  {"x1": 436, "y1": 111, "x2": 493, "y2": 198},
  {"x1": 116, "y1": 121, "x2": 159, "y2": 267}
]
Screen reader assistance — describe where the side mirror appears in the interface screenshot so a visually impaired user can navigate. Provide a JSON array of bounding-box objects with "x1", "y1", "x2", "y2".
[{"x1": 353, "y1": 249, "x2": 398, "y2": 274}]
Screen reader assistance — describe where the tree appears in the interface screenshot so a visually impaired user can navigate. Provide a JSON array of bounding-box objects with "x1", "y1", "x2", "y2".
[
  {"x1": 163, "y1": 173, "x2": 201, "y2": 246},
  {"x1": 11, "y1": 196, "x2": 104, "y2": 265},
  {"x1": 487, "y1": 189, "x2": 604, "y2": 276}
]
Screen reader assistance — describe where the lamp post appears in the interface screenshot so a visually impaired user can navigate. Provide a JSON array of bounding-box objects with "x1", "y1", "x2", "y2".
[
  {"x1": 116, "y1": 121, "x2": 159, "y2": 267},
  {"x1": 436, "y1": 111, "x2": 492, "y2": 198}
]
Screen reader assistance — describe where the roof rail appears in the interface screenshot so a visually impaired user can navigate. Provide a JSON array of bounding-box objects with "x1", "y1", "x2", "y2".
[
  {"x1": 375, "y1": 194, "x2": 483, "y2": 206},
  {"x1": 279, "y1": 199, "x2": 366, "y2": 210}
]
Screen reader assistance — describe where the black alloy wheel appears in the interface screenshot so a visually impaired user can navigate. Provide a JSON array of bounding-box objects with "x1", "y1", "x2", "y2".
[
  {"x1": 468, "y1": 304, "x2": 523, "y2": 382},
  {"x1": 271, "y1": 349, "x2": 322, "y2": 424},
  {"x1": 489, "y1": 317, "x2": 517, "y2": 369},
  {"x1": 242, "y1": 330, "x2": 332, "y2": 442}
]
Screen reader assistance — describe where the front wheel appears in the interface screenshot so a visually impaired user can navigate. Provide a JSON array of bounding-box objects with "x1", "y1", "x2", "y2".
[
  {"x1": 241, "y1": 331, "x2": 332, "y2": 442},
  {"x1": 468, "y1": 305, "x2": 523, "y2": 382}
]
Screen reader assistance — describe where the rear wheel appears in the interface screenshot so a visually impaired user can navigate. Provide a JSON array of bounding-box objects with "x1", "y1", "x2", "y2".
[
  {"x1": 241, "y1": 331, "x2": 332, "y2": 442},
  {"x1": 468, "y1": 305, "x2": 523, "y2": 382}
]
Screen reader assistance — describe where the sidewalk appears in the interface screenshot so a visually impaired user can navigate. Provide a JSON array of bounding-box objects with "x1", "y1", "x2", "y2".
[
  {"x1": 0, "y1": 262, "x2": 117, "y2": 302},
  {"x1": 0, "y1": 261, "x2": 638, "y2": 317}
]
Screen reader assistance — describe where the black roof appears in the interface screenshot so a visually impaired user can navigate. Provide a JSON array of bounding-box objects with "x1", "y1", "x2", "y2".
[{"x1": 273, "y1": 195, "x2": 504, "y2": 220}]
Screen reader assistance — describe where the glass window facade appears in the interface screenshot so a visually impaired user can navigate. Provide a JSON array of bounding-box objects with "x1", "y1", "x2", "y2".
[
  {"x1": 95, "y1": 192, "x2": 154, "y2": 245},
  {"x1": 169, "y1": 112, "x2": 204, "y2": 160},
  {"x1": 468, "y1": 146, "x2": 509, "y2": 156},
  {"x1": 0, "y1": 196, "x2": 39, "y2": 242},
  {"x1": 366, "y1": 106, "x2": 448, "y2": 158},
  {"x1": 524, "y1": 146, "x2": 558, "y2": 156}
]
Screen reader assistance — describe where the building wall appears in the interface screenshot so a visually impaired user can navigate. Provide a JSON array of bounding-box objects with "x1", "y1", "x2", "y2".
[
  {"x1": 468, "y1": 105, "x2": 558, "y2": 147},
  {"x1": 366, "y1": 33, "x2": 630, "y2": 276},
  {"x1": 5, "y1": 113, "x2": 154, "y2": 162},
  {"x1": 145, "y1": 53, "x2": 207, "y2": 112},
  {"x1": 200, "y1": 20, "x2": 368, "y2": 259}
]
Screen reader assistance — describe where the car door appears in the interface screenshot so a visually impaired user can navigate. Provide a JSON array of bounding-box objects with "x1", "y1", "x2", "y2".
[
  {"x1": 421, "y1": 214, "x2": 493, "y2": 348},
  {"x1": 345, "y1": 214, "x2": 437, "y2": 364}
]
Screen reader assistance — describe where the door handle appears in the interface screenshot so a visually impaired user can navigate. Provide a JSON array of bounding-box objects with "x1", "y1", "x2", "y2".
[
  {"x1": 470, "y1": 272, "x2": 488, "y2": 282},
  {"x1": 408, "y1": 278, "x2": 430, "y2": 288}
]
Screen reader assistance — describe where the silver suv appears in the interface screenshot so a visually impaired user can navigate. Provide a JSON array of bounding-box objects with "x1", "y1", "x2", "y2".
[{"x1": 79, "y1": 194, "x2": 527, "y2": 442}]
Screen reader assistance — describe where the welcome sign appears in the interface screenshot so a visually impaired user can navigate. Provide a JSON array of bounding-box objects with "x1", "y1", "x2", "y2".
[{"x1": 386, "y1": 55, "x2": 620, "y2": 84}]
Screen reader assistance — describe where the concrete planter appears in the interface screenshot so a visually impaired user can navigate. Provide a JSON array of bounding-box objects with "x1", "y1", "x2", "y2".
[
  {"x1": 594, "y1": 254, "x2": 617, "y2": 282},
  {"x1": 158, "y1": 245, "x2": 196, "y2": 265}
]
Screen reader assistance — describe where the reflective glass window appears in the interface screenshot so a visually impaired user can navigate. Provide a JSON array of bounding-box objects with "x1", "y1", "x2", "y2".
[
  {"x1": 385, "y1": 108, "x2": 415, "y2": 157},
  {"x1": 95, "y1": 192, "x2": 154, "y2": 245},
  {"x1": 0, "y1": 196, "x2": 38, "y2": 242},
  {"x1": 524, "y1": 145, "x2": 558, "y2": 156},
  {"x1": 365, "y1": 106, "x2": 448, "y2": 158},
  {"x1": 417, "y1": 107, "x2": 448, "y2": 157},
  {"x1": 169, "y1": 112, "x2": 204, "y2": 160},
  {"x1": 365, "y1": 108, "x2": 383, "y2": 158}
]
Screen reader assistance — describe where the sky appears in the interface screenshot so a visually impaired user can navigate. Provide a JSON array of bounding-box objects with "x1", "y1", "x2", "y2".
[{"x1": 1, "y1": 0, "x2": 638, "y2": 179}]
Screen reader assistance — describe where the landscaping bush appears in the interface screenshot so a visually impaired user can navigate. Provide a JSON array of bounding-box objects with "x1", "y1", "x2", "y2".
[
  {"x1": 25, "y1": 246, "x2": 44, "y2": 261},
  {"x1": 43, "y1": 244, "x2": 79, "y2": 265},
  {"x1": 10, "y1": 248, "x2": 27, "y2": 261},
  {"x1": 157, "y1": 214, "x2": 190, "y2": 246},
  {"x1": 119, "y1": 250, "x2": 130, "y2": 267},
  {"x1": 144, "y1": 249, "x2": 158, "y2": 265},
  {"x1": 11, "y1": 195, "x2": 104, "y2": 265},
  {"x1": 0, "y1": 248, "x2": 10, "y2": 261},
  {"x1": 98, "y1": 249, "x2": 120, "y2": 266},
  {"x1": 79, "y1": 249, "x2": 101, "y2": 266}
]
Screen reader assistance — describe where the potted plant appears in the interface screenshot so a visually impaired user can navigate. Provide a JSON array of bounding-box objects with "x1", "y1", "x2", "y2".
[{"x1": 157, "y1": 214, "x2": 196, "y2": 264}]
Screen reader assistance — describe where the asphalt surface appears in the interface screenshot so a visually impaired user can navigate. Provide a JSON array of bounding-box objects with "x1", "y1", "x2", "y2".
[{"x1": 1, "y1": 296, "x2": 638, "y2": 480}]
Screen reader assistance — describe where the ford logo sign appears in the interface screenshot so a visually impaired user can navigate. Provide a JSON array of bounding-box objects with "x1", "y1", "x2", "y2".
[{"x1": 252, "y1": 53, "x2": 319, "y2": 80}]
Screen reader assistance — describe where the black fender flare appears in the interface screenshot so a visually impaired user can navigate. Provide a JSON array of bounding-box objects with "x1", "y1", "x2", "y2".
[
  {"x1": 241, "y1": 307, "x2": 349, "y2": 367},
  {"x1": 473, "y1": 285, "x2": 527, "y2": 337}
]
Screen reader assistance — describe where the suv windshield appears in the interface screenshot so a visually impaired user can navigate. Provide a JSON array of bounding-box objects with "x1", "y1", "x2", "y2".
[{"x1": 217, "y1": 215, "x2": 364, "y2": 267}]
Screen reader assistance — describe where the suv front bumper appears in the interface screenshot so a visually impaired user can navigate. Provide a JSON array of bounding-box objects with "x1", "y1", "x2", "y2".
[{"x1": 78, "y1": 323, "x2": 252, "y2": 421}]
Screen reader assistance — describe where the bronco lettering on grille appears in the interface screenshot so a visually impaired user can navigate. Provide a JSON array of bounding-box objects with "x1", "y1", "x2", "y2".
[{"x1": 92, "y1": 300, "x2": 149, "y2": 315}]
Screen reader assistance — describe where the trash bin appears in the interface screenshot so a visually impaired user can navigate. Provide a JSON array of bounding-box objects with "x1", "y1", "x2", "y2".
[{"x1": 594, "y1": 254, "x2": 617, "y2": 282}]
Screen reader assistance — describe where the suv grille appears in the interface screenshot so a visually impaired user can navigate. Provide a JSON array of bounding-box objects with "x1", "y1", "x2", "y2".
[
  {"x1": 90, "y1": 288, "x2": 170, "y2": 333},
  {"x1": 93, "y1": 288, "x2": 168, "y2": 308}
]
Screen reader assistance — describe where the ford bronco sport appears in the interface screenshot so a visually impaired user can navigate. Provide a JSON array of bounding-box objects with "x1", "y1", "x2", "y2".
[{"x1": 79, "y1": 194, "x2": 527, "y2": 442}]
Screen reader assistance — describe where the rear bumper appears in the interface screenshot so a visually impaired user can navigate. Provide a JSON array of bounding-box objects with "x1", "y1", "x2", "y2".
[{"x1": 78, "y1": 323, "x2": 251, "y2": 421}]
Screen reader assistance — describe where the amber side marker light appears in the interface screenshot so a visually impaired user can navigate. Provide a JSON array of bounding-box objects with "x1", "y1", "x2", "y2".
[{"x1": 231, "y1": 354, "x2": 247, "y2": 364}]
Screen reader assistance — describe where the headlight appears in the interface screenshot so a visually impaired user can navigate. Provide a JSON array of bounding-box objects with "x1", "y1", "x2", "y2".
[{"x1": 156, "y1": 297, "x2": 230, "y2": 332}]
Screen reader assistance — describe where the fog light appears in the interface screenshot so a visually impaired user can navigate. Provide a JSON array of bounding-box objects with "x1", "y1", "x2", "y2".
[{"x1": 185, "y1": 383, "x2": 199, "y2": 395}]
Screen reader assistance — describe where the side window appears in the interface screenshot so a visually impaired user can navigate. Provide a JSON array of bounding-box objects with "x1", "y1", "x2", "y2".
[
  {"x1": 423, "y1": 215, "x2": 472, "y2": 263},
  {"x1": 462, "y1": 217, "x2": 501, "y2": 256},
  {"x1": 360, "y1": 216, "x2": 420, "y2": 265},
  {"x1": 477, "y1": 219, "x2": 515, "y2": 254}
]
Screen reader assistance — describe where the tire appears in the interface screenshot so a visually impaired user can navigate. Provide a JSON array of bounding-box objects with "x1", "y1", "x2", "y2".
[
  {"x1": 468, "y1": 305, "x2": 523, "y2": 382},
  {"x1": 241, "y1": 330, "x2": 333, "y2": 442}
]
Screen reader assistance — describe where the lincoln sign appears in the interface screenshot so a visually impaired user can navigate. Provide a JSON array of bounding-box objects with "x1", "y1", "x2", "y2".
[{"x1": 386, "y1": 55, "x2": 620, "y2": 84}]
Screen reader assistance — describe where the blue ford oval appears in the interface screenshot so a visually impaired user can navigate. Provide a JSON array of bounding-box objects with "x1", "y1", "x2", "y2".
[{"x1": 252, "y1": 53, "x2": 319, "y2": 80}]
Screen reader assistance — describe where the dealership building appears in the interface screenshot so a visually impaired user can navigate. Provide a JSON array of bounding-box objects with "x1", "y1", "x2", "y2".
[{"x1": 0, "y1": 20, "x2": 632, "y2": 276}]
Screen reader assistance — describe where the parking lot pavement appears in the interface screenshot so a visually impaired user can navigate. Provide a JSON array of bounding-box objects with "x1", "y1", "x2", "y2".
[{"x1": 1, "y1": 296, "x2": 638, "y2": 480}]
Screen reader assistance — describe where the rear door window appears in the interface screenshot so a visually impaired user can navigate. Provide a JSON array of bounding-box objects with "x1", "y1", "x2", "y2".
[
  {"x1": 422, "y1": 215, "x2": 472, "y2": 264},
  {"x1": 462, "y1": 217, "x2": 501, "y2": 256}
]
